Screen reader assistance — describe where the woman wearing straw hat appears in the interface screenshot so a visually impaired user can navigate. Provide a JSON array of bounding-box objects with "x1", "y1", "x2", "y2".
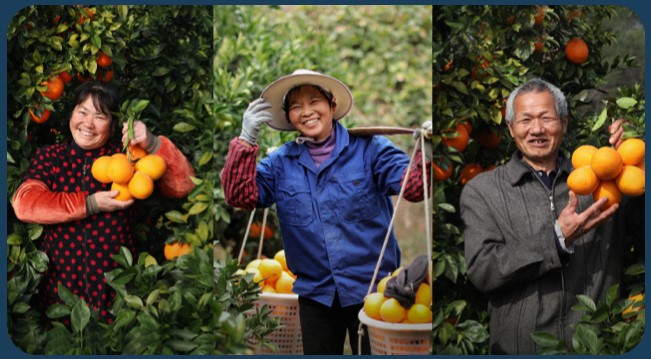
[{"x1": 221, "y1": 70, "x2": 432, "y2": 354}]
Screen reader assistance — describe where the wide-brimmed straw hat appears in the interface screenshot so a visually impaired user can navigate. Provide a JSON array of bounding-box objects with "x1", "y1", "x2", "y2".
[{"x1": 260, "y1": 69, "x2": 354, "y2": 131}]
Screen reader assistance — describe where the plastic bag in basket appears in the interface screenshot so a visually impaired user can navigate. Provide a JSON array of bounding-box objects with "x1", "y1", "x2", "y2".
[{"x1": 384, "y1": 254, "x2": 429, "y2": 308}]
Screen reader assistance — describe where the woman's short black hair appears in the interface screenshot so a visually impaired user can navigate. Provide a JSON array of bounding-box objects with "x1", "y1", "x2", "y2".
[
  {"x1": 281, "y1": 84, "x2": 335, "y2": 123},
  {"x1": 71, "y1": 80, "x2": 121, "y2": 137}
]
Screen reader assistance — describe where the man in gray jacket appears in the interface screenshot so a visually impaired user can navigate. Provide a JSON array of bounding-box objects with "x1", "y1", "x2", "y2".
[{"x1": 460, "y1": 78, "x2": 643, "y2": 354}]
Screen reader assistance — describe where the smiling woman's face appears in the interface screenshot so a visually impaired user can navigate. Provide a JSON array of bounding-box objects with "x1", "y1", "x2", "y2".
[
  {"x1": 286, "y1": 85, "x2": 337, "y2": 141},
  {"x1": 69, "y1": 96, "x2": 113, "y2": 150},
  {"x1": 507, "y1": 90, "x2": 567, "y2": 172}
]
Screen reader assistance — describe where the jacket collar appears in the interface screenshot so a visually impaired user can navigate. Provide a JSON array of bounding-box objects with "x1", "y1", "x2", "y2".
[
  {"x1": 506, "y1": 150, "x2": 572, "y2": 186},
  {"x1": 286, "y1": 121, "x2": 349, "y2": 157}
]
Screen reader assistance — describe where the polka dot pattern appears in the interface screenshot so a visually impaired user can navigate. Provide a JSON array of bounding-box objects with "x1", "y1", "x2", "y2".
[{"x1": 26, "y1": 141, "x2": 135, "y2": 323}]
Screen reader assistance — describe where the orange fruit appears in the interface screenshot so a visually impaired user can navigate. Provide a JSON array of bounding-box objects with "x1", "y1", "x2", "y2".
[
  {"x1": 91, "y1": 155, "x2": 113, "y2": 183},
  {"x1": 567, "y1": 165, "x2": 600, "y2": 195},
  {"x1": 433, "y1": 158, "x2": 453, "y2": 181},
  {"x1": 40, "y1": 76, "x2": 65, "y2": 101},
  {"x1": 572, "y1": 144, "x2": 598, "y2": 169},
  {"x1": 128, "y1": 171, "x2": 155, "y2": 200},
  {"x1": 111, "y1": 181, "x2": 133, "y2": 201},
  {"x1": 58, "y1": 71, "x2": 73, "y2": 84},
  {"x1": 262, "y1": 285, "x2": 277, "y2": 294},
  {"x1": 379, "y1": 298, "x2": 407, "y2": 323},
  {"x1": 615, "y1": 165, "x2": 645, "y2": 197},
  {"x1": 28, "y1": 105, "x2": 51, "y2": 124},
  {"x1": 376, "y1": 276, "x2": 391, "y2": 295},
  {"x1": 252, "y1": 270, "x2": 265, "y2": 287},
  {"x1": 77, "y1": 72, "x2": 92, "y2": 83},
  {"x1": 637, "y1": 160, "x2": 645, "y2": 172},
  {"x1": 96, "y1": 51, "x2": 113, "y2": 68},
  {"x1": 533, "y1": 6, "x2": 545, "y2": 26},
  {"x1": 78, "y1": 6, "x2": 94, "y2": 24},
  {"x1": 534, "y1": 41, "x2": 544, "y2": 53},
  {"x1": 476, "y1": 127, "x2": 501, "y2": 149},
  {"x1": 460, "y1": 163, "x2": 483, "y2": 185},
  {"x1": 470, "y1": 59, "x2": 490, "y2": 80},
  {"x1": 415, "y1": 283, "x2": 432, "y2": 306},
  {"x1": 565, "y1": 37, "x2": 589, "y2": 65},
  {"x1": 617, "y1": 138, "x2": 645, "y2": 166},
  {"x1": 108, "y1": 155, "x2": 135, "y2": 183},
  {"x1": 441, "y1": 124, "x2": 470, "y2": 152},
  {"x1": 163, "y1": 242, "x2": 191, "y2": 260},
  {"x1": 458, "y1": 122, "x2": 473, "y2": 136},
  {"x1": 127, "y1": 143, "x2": 148, "y2": 162},
  {"x1": 97, "y1": 69, "x2": 113, "y2": 83},
  {"x1": 245, "y1": 259, "x2": 262, "y2": 271},
  {"x1": 592, "y1": 181, "x2": 622, "y2": 210},
  {"x1": 590, "y1": 147, "x2": 624, "y2": 180},
  {"x1": 135, "y1": 154, "x2": 167, "y2": 180},
  {"x1": 364, "y1": 292, "x2": 387, "y2": 321},
  {"x1": 406, "y1": 303, "x2": 432, "y2": 324},
  {"x1": 275, "y1": 271, "x2": 295, "y2": 294},
  {"x1": 249, "y1": 222, "x2": 274, "y2": 239},
  {"x1": 273, "y1": 250, "x2": 288, "y2": 272},
  {"x1": 257, "y1": 259, "x2": 283, "y2": 284}
]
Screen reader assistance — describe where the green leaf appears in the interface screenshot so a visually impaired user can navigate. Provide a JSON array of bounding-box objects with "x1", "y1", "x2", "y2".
[
  {"x1": 188, "y1": 202, "x2": 209, "y2": 215},
  {"x1": 113, "y1": 309, "x2": 136, "y2": 330},
  {"x1": 57, "y1": 283, "x2": 77, "y2": 306},
  {"x1": 574, "y1": 324, "x2": 602, "y2": 354},
  {"x1": 71, "y1": 299, "x2": 91, "y2": 333},
  {"x1": 576, "y1": 294, "x2": 597, "y2": 312},
  {"x1": 624, "y1": 263, "x2": 645, "y2": 276},
  {"x1": 132, "y1": 99, "x2": 150, "y2": 113},
  {"x1": 198, "y1": 151, "x2": 213, "y2": 166},
  {"x1": 591, "y1": 107, "x2": 608, "y2": 132},
  {"x1": 616, "y1": 97, "x2": 637, "y2": 109},
  {"x1": 27, "y1": 223, "x2": 43, "y2": 240},
  {"x1": 46, "y1": 303, "x2": 71, "y2": 319},
  {"x1": 606, "y1": 284, "x2": 620, "y2": 307},
  {"x1": 7, "y1": 234, "x2": 23, "y2": 245},
  {"x1": 173, "y1": 122, "x2": 196, "y2": 133},
  {"x1": 165, "y1": 210, "x2": 187, "y2": 223},
  {"x1": 437, "y1": 203, "x2": 456, "y2": 213},
  {"x1": 120, "y1": 246, "x2": 134, "y2": 267}
]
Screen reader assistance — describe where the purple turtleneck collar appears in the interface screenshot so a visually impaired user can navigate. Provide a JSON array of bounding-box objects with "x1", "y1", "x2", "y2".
[{"x1": 304, "y1": 129, "x2": 336, "y2": 168}]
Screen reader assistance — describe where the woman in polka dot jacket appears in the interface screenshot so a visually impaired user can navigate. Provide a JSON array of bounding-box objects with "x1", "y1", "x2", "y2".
[{"x1": 12, "y1": 81, "x2": 196, "y2": 322}]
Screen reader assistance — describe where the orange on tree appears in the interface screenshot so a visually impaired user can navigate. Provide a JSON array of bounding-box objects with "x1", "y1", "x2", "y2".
[
  {"x1": 458, "y1": 121, "x2": 472, "y2": 136},
  {"x1": 111, "y1": 181, "x2": 133, "y2": 201},
  {"x1": 91, "y1": 155, "x2": 113, "y2": 183},
  {"x1": 533, "y1": 6, "x2": 545, "y2": 26},
  {"x1": 96, "y1": 51, "x2": 113, "y2": 68},
  {"x1": 567, "y1": 165, "x2": 600, "y2": 195},
  {"x1": 565, "y1": 37, "x2": 589, "y2": 65},
  {"x1": 40, "y1": 76, "x2": 65, "y2": 101},
  {"x1": 406, "y1": 303, "x2": 432, "y2": 324},
  {"x1": 108, "y1": 154, "x2": 135, "y2": 183},
  {"x1": 78, "y1": 6, "x2": 94, "y2": 24},
  {"x1": 572, "y1": 144, "x2": 598, "y2": 168},
  {"x1": 470, "y1": 58, "x2": 490, "y2": 80},
  {"x1": 164, "y1": 241, "x2": 192, "y2": 260},
  {"x1": 617, "y1": 138, "x2": 645, "y2": 166},
  {"x1": 592, "y1": 181, "x2": 622, "y2": 210},
  {"x1": 433, "y1": 158, "x2": 453, "y2": 181},
  {"x1": 58, "y1": 71, "x2": 73, "y2": 84},
  {"x1": 128, "y1": 171, "x2": 155, "y2": 200},
  {"x1": 590, "y1": 146, "x2": 623, "y2": 180},
  {"x1": 97, "y1": 69, "x2": 113, "y2": 83},
  {"x1": 135, "y1": 154, "x2": 167, "y2": 180},
  {"x1": 363, "y1": 292, "x2": 386, "y2": 321},
  {"x1": 460, "y1": 163, "x2": 483, "y2": 185},
  {"x1": 249, "y1": 222, "x2": 274, "y2": 239},
  {"x1": 476, "y1": 127, "x2": 502, "y2": 149},
  {"x1": 379, "y1": 297, "x2": 407, "y2": 323},
  {"x1": 28, "y1": 105, "x2": 51, "y2": 124},
  {"x1": 441, "y1": 123, "x2": 470, "y2": 152},
  {"x1": 534, "y1": 40, "x2": 544, "y2": 53},
  {"x1": 615, "y1": 165, "x2": 645, "y2": 197}
]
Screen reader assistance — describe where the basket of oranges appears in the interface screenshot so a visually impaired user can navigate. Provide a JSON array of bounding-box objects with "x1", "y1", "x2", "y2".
[
  {"x1": 239, "y1": 209, "x2": 302, "y2": 354},
  {"x1": 358, "y1": 264, "x2": 432, "y2": 355}
]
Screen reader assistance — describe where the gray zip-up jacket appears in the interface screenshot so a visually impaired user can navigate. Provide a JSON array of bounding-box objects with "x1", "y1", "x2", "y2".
[{"x1": 460, "y1": 151, "x2": 641, "y2": 354}]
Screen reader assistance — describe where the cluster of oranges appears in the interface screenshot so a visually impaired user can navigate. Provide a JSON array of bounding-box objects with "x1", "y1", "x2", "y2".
[
  {"x1": 163, "y1": 241, "x2": 192, "y2": 260},
  {"x1": 568, "y1": 138, "x2": 645, "y2": 209},
  {"x1": 237, "y1": 250, "x2": 297, "y2": 294},
  {"x1": 91, "y1": 144, "x2": 167, "y2": 201},
  {"x1": 363, "y1": 269, "x2": 432, "y2": 324}
]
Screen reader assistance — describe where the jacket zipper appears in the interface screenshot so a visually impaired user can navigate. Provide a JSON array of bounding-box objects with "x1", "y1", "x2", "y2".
[{"x1": 82, "y1": 156, "x2": 90, "y2": 302}]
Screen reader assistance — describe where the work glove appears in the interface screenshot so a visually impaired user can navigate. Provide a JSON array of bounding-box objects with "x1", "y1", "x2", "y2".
[
  {"x1": 413, "y1": 120, "x2": 433, "y2": 162},
  {"x1": 240, "y1": 98, "x2": 273, "y2": 145},
  {"x1": 384, "y1": 255, "x2": 429, "y2": 309}
]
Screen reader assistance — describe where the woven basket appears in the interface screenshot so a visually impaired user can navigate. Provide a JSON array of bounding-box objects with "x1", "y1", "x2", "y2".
[
  {"x1": 358, "y1": 309, "x2": 431, "y2": 355},
  {"x1": 250, "y1": 292, "x2": 303, "y2": 354}
]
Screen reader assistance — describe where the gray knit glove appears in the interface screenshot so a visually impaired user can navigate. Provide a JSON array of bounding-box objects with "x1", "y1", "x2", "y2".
[
  {"x1": 240, "y1": 98, "x2": 273, "y2": 145},
  {"x1": 413, "y1": 120, "x2": 432, "y2": 162}
]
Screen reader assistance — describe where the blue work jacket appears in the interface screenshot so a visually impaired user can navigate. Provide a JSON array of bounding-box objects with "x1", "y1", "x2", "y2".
[{"x1": 255, "y1": 122, "x2": 409, "y2": 307}]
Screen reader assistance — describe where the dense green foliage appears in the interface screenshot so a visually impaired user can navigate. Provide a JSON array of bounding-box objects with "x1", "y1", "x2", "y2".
[{"x1": 432, "y1": 5, "x2": 644, "y2": 354}]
